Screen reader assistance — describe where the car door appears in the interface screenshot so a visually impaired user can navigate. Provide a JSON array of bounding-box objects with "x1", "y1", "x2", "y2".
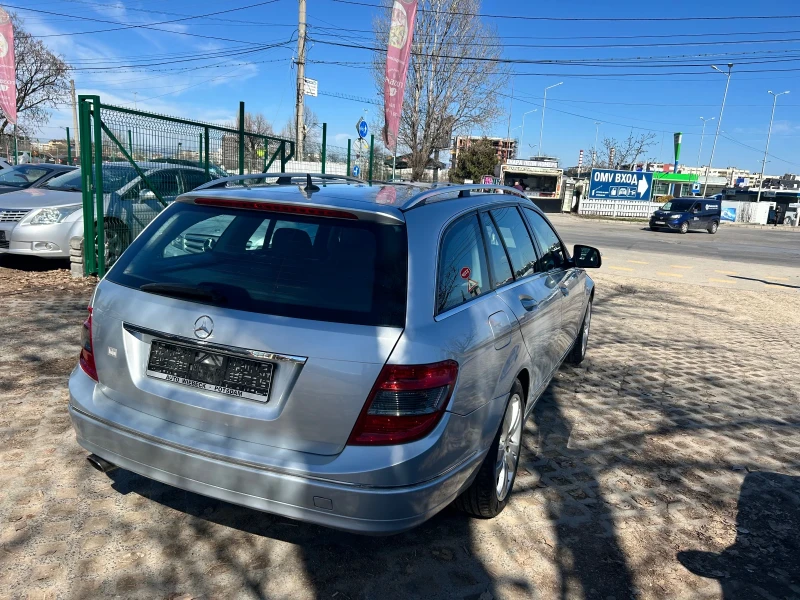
[
  {"x1": 486, "y1": 205, "x2": 563, "y2": 401},
  {"x1": 689, "y1": 201, "x2": 704, "y2": 229},
  {"x1": 522, "y1": 207, "x2": 585, "y2": 362}
]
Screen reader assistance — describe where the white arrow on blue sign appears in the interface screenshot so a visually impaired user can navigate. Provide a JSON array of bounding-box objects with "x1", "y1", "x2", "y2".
[
  {"x1": 588, "y1": 168, "x2": 654, "y2": 201},
  {"x1": 356, "y1": 118, "x2": 368, "y2": 139},
  {"x1": 352, "y1": 165, "x2": 361, "y2": 177}
]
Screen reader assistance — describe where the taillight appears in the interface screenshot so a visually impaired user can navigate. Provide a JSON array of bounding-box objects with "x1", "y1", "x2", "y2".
[
  {"x1": 79, "y1": 308, "x2": 98, "y2": 381},
  {"x1": 347, "y1": 360, "x2": 459, "y2": 445}
]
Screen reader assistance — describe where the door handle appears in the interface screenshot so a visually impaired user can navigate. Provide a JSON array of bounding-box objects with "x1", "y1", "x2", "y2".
[
  {"x1": 559, "y1": 286, "x2": 570, "y2": 297},
  {"x1": 519, "y1": 295, "x2": 539, "y2": 312}
]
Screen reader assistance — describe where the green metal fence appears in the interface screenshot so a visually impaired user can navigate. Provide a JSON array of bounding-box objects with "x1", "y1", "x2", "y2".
[
  {"x1": 79, "y1": 96, "x2": 296, "y2": 276},
  {"x1": 79, "y1": 96, "x2": 382, "y2": 276}
]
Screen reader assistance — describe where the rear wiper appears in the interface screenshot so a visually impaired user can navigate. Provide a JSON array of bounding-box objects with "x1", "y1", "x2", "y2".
[{"x1": 140, "y1": 282, "x2": 226, "y2": 303}]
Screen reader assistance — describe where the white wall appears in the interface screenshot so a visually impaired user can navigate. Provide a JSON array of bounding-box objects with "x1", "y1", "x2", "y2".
[{"x1": 578, "y1": 200, "x2": 662, "y2": 219}]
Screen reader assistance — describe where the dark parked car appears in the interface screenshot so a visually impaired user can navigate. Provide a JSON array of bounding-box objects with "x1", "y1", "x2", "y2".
[
  {"x1": 650, "y1": 197, "x2": 721, "y2": 234},
  {"x1": 0, "y1": 164, "x2": 76, "y2": 195}
]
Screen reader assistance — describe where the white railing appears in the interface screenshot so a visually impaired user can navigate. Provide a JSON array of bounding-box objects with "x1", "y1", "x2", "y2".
[{"x1": 578, "y1": 200, "x2": 661, "y2": 219}]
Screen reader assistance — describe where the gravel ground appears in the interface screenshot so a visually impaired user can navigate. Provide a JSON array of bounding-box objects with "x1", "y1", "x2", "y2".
[{"x1": 0, "y1": 266, "x2": 799, "y2": 600}]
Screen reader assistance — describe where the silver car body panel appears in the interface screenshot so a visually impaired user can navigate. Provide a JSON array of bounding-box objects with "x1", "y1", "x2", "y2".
[{"x1": 68, "y1": 181, "x2": 595, "y2": 534}]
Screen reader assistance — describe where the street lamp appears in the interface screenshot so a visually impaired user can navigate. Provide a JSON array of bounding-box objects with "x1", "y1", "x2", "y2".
[
  {"x1": 520, "y1": 109, "x2": 537, "y2": 155},
  {"x1": 702, "y1": 64, "x2": 733, "y2": 196},
  {"x1": 756, "y1": 90, "x2": 790, "y2": 203},
  {"x1": 539, "y1": 82, "x2": 563, "y2": 156},
  {"x1": 697, "y1": 116, "x2": 714, "y2": 170}
]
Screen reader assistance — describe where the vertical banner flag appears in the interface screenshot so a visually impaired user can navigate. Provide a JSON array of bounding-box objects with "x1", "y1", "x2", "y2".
[
  {"x1": 383, "y1": 0, "x2": 418, "y2": 152},
  {"x1": 0, "y1": 7, "x2": 15, "y2": 125}
]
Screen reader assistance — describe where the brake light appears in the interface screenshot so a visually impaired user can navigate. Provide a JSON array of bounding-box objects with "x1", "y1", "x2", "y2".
[
  {"x1": 348, "y1": 360, "x2": 459, "y2": 445},
  {"x1": 79, "y1": 307, "x2": 98, "y2": 381},
  {"x1": 193, "y1": 198, "x2": 358, "y2": 220}
]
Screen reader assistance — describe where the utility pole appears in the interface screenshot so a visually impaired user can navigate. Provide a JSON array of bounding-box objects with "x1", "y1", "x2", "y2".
[
  {"x1": 70, "y1": 79, "x2": 79, "y2": 159},
  {"x1": 295, "y1": 0, "x2": 307, "y2": 161},
  {"x1": 703, "y1": 63, "x2": 733, "y2": 196},
  {"x1": 757, "y1": 90, "x2": 790, "y2": 203},
  {"x1": 592, "y1": 121, "x2": 600, "y2": 169},
  {"x1": 505, "y1": 78, "x2": 514, "y2": 162}
]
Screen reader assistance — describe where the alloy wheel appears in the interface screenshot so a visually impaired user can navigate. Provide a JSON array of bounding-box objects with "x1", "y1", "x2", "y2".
[{"x1": 495, "y1": 393, "x2": 523, "y2": 502}]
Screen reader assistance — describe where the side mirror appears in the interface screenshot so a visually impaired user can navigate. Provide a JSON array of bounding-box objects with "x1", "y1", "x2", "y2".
[
  {"x1": 139, "y1": 188, "x2": 157, "y2": 201},
  {"x1": 573, "y1": 245, "x2": 602, "y2": 269}
]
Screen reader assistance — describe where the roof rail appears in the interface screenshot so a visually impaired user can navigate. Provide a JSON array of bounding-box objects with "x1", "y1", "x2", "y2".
[
  {"x1": 402, "y1": 184, "x2": 528, "y2": 210},
  {"x1": 194, "y1": 172, "x2": 365, "y2": 191}
]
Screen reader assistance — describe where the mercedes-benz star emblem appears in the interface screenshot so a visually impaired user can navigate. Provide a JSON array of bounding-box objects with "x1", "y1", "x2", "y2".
[{"x1": 194, "y1": 316, "x2": 213, "y2": 339}]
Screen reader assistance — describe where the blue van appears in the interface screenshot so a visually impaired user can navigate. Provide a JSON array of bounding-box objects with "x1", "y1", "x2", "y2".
[{"x1": 649, "y1": 197, "x2": 721, "y2": 234}]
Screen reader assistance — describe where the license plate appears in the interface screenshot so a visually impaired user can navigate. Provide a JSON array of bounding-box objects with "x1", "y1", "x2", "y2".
[
  {"x1": 146, "y1": 340, "x2": 273, "y2": 402},
  {"x1": 654, "y1": 221, "x2": 665, "y2": 225}
]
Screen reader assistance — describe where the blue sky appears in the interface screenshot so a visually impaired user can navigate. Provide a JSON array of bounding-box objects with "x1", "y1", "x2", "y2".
[{"x1": 17, "y1": 0, "x2": 800, "y2": 174}]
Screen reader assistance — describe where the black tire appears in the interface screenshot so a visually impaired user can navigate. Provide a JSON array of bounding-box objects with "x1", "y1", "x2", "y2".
[
  {"x1": 707, "y1": 220, "x2": 719, "y2": 234},
  {"x1": 679, "y1": 221, "x2": 689, "y2": 234},
  {"x1": 455, "y1": 380, "x2": 525, "y2": 519},
  {"x1": 566, "y1": 300, "x2": 592, "y2": 365},
  {"x1": 95, "y1": 219, "x2": 130, "y2": 269}
]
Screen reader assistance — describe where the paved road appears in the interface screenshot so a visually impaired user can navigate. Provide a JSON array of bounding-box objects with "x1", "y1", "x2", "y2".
[{"x1": 550, "y1": 215, "x2": 800, "y2": 267}]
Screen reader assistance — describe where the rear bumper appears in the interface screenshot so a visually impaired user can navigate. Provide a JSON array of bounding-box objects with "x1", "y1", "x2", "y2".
[{"x1": 68, "y1": 369, "x2": 496, "y2": 535}]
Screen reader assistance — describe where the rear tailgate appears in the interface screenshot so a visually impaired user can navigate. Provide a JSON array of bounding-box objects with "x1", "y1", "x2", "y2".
[{"x1": 95, "y1": 198, "x2": 408, "y2": 456}]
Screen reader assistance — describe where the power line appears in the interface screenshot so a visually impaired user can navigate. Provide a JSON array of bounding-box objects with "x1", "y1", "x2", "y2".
[
  {"x1": 330, "y1": 0, "x2": 800, "y2": 23},
  {"x1": 10, "y1": 3, "x2": 282, "y2": 45}
]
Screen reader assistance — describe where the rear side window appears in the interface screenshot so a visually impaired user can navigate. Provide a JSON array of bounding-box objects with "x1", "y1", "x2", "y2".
[
  {"x1": 479, "y1": 213, "x2": 514, "y2": 288},
  {"x1": 437, "y1": 213, "x2": 489, "y2": 314},
  {"x1": 107, "y1": 202, "x2": 408, "y2": 327},
  {"x1": 523, "y1": 208, "x2": 567, "y2": 272},
  {"x1": 489, "y1": 206, "x2": 537, "y2": 280}
]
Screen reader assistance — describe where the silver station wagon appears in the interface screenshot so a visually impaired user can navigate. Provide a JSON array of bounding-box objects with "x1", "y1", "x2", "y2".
[{"x1": 68, "y1": 174, "x2": 601, "y2": 534}]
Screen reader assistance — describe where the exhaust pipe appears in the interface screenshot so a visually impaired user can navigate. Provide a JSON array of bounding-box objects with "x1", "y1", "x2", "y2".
[{"x1": 87, "y1": 454, "x2": 117, "y2": 474}]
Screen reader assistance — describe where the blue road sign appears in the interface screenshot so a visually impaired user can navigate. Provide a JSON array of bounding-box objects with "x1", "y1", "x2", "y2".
[
  {"x1": 588, "y1": 168, "x2": 654, "y2": 201},
  {"x1": 691, "y1": 182, "x2": 701, "y2": 194},
  {"x1": 352, "y1": 164, "x2": 361, "y2": 177},
  {"x1": 357, "y1": 118, "x2": 368, "y2": 139}
]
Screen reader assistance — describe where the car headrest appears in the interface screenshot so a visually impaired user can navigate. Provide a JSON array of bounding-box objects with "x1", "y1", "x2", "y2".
[{"x1": 271, "y1": 227, "x2": 312, "y2": 257}]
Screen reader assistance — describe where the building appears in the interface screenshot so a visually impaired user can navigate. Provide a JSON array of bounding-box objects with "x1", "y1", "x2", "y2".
[{"x1": 450, "y1": 136, "x2": 517, "y2": 169}]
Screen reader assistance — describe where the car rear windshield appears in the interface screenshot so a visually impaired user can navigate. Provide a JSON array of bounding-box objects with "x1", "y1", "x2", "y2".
[{"x1": 106, "y1": 202, "x2": 408, "y2": 327}]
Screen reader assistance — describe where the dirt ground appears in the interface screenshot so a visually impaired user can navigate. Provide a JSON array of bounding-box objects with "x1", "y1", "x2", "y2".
[{"x1": 1, "y1": 258, "x2": 799, "y2": 600}]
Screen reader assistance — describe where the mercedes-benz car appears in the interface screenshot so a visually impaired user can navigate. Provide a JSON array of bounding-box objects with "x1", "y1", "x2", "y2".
[{"x1": 68, "y1": 175, "x2": 601, "y2": 534}]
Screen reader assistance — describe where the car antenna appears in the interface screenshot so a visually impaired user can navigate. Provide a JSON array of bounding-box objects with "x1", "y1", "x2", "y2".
[{"x1": 304, "y1": 173, "x2": 320, "y2": 193}]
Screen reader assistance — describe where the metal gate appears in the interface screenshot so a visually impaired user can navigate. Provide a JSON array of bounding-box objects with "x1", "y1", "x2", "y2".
[{"x1": 78, "y1": 96, "x2": 295, "y2": 276}]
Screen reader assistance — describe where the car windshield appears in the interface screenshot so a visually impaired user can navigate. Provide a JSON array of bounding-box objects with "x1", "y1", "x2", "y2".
[
  {"x1": 107, "y1": 202, "x2": 409, "y2": 327},
  {"x1": 42, "y1": 165, "x2": 141, "y2": 193},
  {"x1": 0, "y1": 166, "x2": 52, "y2": 188},
  {"x1": 42, "y1": 169, "x2": 82, "y2": 191},
  {"x1": 661, "y1": 200, "x2": 695, "y2": 212}
]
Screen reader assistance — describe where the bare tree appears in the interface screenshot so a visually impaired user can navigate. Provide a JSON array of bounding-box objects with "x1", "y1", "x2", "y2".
[
  {"x1": 601, "y1": 132, "x2": 658, "y2": 169},
  {"x1": 373, "y1": 0, "x2": 507, "y2": 181},
  {"x1": 280, "y1": 107, "x2": 320, "y2": 156},
  {"x1": 0, "y1": 15, "x2": 70, "y2": 137}
]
